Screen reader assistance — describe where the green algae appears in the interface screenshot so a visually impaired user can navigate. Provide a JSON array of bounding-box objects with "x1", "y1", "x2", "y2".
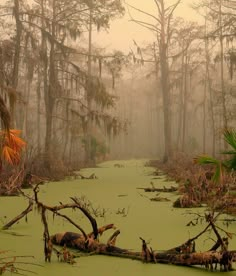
[{"x1": 0, "y1": 159, "x2": 235, "y2": 275}]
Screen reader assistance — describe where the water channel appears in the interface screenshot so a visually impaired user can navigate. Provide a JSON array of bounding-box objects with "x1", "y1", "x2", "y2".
[{"x1": 0, "y1": 160, "x2": 235, "y2": 275}]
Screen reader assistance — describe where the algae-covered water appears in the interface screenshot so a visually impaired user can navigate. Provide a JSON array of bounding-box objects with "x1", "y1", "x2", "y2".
[{"x1": 0, "y1": 160, "x2": 236, "y2": 275}]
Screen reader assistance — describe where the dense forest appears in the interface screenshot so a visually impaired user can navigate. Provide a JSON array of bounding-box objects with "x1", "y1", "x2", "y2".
[{"x1": 0, "y1": 0, "x2": 235, "y2": 175}]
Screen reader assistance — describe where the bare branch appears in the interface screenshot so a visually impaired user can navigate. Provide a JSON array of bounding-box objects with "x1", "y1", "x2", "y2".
[
  {"x1": 129, "y1": 19, "x2": 160, "y2": 34},
  {"x1": 124, "y1": 0, "x2": 161, "y2": 24},
  {"x1": 153, "y1": 0, "x2": 162, "y2": 16}
]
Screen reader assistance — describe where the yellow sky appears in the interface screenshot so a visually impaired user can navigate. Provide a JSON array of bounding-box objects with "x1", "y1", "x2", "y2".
[{"x1": 94, "y1": 0, "x2": 202, "y2": 52}]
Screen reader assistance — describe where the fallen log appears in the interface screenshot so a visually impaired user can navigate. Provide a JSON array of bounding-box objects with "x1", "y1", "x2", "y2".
[
  {"x1": 18, "y1": 185, "x2": 235, "y2": 272},
  {"x1": 137, "y1": 185, "x2": 177, "y2": 193},
  {"x1": 50, "y1": 210, "x2": 236, "y2": 271},
  {"x1": 51, "y1": 231, "x2": 236, "y2": 271},
  {"x1": 150, "y1": 196, "x2": 170, "y2": 202},
  {"x1": 77, "y1": 173, "x2": 98, "y2": 179}
]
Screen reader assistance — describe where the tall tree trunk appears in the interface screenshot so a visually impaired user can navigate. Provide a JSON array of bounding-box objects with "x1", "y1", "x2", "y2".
[
  {"x1": 36, "y1": 69, "x2": 41, "y2": 154},
  {"x1": 23, "y1": 78, "x2": 31, "y2": 138},
  {"x1": 153, "y1": 42, "x2": 161, "y2": 155},
  {"x1": 203, "y1": 76, "x2": 207, "y2": 153},
  {"x1": 44, "y1": 0, "x2": 56, "y2": 170},
  {"x1": 176, "y1": 49, "x2": 184, "y2": 150},
  {"x1": 11, "y1": 0, "x2": 22, "y2": 127},
  {"x1": 208, "y1": 82, "x2": 216, "y2": 156},
  {"x1": 159, "y1": 2, "x2": 172, "y2": 162},
  {"x1": 38, "y1": 0, "x2": 47, "y2": 158},
  {"x1": 85, "y1": 6, "x2": 93, "y2": 165},
  {"x1": 204, "y1": 19, "x2": 216, "y2": 157},
  {"x1": 63, "y1": 73, "x2": 70, "y2": 160},
  {"x1": 219, "y1": 0, "x2": 228, "y2": 149},
  {"x1": 181, "y1": 53, "x2": 188, "y2": 152}
]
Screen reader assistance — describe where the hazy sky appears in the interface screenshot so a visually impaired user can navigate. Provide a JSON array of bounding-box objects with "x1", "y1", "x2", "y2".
[{"x1": 94, "y1": 0, "x2": 202, "y2": 53}]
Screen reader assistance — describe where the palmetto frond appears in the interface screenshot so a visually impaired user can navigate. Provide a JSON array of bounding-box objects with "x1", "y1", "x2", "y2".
[
  {"x1": 194, "y1": 129, "x2": 236, "y2": 183},
  {"x1": 194, "y1": 155, "x2": 225, "y2": 183},
  {"x1": 1, "y1": 146, "x2": 20, "y2": 165},
  {"x1": 223, "y1": 129, "x2": 236, "y2": 152},
  {"x1": 194, "y1": 155, "x2": 220, "y2": 166},
  {"x1": 0, "y1": 129, "x2": 26, "y2": 166},
  {"x1": 222, "y1": 129, "x2": 236, "y2": 171}
]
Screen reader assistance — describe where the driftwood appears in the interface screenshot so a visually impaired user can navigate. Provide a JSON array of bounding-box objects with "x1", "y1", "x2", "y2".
[
  {"x1": 48, "y1": 196, "x2": 236, "y2": 271},
  {"x1": 137, "y1": 185, "x2": 177, "y2": 193},
  {"x1": 77, "y1": 173, "x2": 98, "y2": 179},
  {"x1": 51, "y1": 231, "x2": 236, "y2": 271},
  {"x1": 150, "y1": 196, "x2": 170, "y2": 202}
]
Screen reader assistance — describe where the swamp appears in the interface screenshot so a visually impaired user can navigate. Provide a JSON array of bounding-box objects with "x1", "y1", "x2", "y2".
[
  {"x1": 0, "y1": 0, "x2": 236, "y2": 275},
  {"x1": 1, "y1": 160, "x2": 236, "y2": 275}
]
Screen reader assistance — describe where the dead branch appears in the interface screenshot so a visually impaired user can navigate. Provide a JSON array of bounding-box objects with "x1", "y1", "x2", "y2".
[
  {"x1": 2, "y1": 200, "x2": 33, "y2": 230},
  {"x1": 70, "y1": 197, "x2": 98, "y2": 240},
  {"x1": 137, "y1": 186, "x2": 177, "y2": 193},
  {"x1": 107, "y1": 230, "x2": 120, "y2": 246}
]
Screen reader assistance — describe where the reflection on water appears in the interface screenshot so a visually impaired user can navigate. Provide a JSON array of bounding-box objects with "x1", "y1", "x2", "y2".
[{"x1": 0, "y1": 160, "x2": 235, "y2": 275}]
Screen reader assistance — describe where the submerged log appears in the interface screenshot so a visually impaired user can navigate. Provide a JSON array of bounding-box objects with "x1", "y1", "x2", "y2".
[
  {"x1": 51, "y1": 231, "x2": 236, "y2": 271},
  {"x1": 77, "y1": 173, "x2": 98, "y2": 179},
  {"x1": 150, "y1": 196, "x2": 170, "y2": 202},
  {"x1": 137, "y1": 185, "x2": 177, "y2": 193}
]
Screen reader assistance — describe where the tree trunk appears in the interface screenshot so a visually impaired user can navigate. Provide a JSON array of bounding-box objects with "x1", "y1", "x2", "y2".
[
  {"x1": 181, "y1": 53, "x2": 188, "y2": 152},
  {"x1": 36, "y1": 69, "x2": 42, "y2": 154},
  {"x1": 44, "y1": 0, "x2": 56, "y2": 170},
  {"x1": 84, "y1": 6, "x2": 93, "y2": 166},
  {"x1": 63, "y1": 73, "x2": 70, "y2": 160},
  {"x1": 203, "y1": 75, "x2": 207, "y2": 153},
  {"x1": 11, "y1": 0, "x2": 22, "y2": 128},
  {"x1": 204, "y1": 20, "x2": 216, "y2": 156},
  {"x1": 159, "y1": 5, "x2": 172, "y2": 162},
  {"x1": 51, "y1": 231, "x2": 235, "y2": 271},
  {"x1": 219, "y1": 0, "x2": 228, "y2": 149},
  {"x1": 176, "y1": 49, "x2": 184, "y2": 150}
]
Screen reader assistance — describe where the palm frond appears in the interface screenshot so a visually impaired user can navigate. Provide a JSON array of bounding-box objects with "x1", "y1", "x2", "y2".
[
  {"x1": 6, "y1": 130, "x2": 26, "y2": 151},
  {"x1": 1, "y1": 146, "x2": 20, "y2": 165},
  {"x1": 194, "y1": 155, "x2": 224, "y2": 183},
  {"x1": 0, "y1": 129, "x2": 26, "y2": 166},
  {"x1": 224, "y1": 157, "x2": 236, "y2": 171},
  {"x1": 194, "y1": 155, "x2": 220, "y2": 166},
  {"x1": 222, "y1": 129, "x2": 236, "y2": 170},
  {"x1": 223, "y1": 129, "x2": 236, "y2": 151}
]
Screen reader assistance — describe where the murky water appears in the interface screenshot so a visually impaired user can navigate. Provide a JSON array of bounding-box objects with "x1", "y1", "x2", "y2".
[{"x1": 0, "y1": 160, "x2": 235, "y2": 275}]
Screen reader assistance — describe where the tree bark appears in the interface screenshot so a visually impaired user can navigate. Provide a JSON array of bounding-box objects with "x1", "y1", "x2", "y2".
[
  {"x1": 159, "y1": 2, "x2": 172, "y2": 162},
  {"x1": 204, "y1": 19, "x2": 216, "y2": 156},
  {"x1": 181, "y1": 53, "x2": 188, "y2": 152},
  {"x1": 11, "y1": 0, "x2": 23, "y2": 127},
  {"x1": 219, "y1": 0, "x2": 228, "y2": 150},
  {"x1": 51, "y1": 231, "x2": 235, "y2": 271},
  {"x1": 84, "y1": 5, "x2": 93, "y2": 165},
  {"x1": 44, "y1": 0, "x2": 56, "y2": 170}
]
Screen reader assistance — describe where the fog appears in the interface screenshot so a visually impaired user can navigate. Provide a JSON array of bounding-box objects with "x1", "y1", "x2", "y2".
[
  {"x1": 95, "y1": 0, "x2": 202, "y2": 52},
  {"x1": 0, "y1": 0, "x2": 235, "y2": 172}
]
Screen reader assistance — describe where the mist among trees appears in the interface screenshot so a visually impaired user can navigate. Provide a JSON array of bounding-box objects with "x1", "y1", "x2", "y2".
[{"x1": 0, "y1": 0, "x2": 235, "y2": 177}]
